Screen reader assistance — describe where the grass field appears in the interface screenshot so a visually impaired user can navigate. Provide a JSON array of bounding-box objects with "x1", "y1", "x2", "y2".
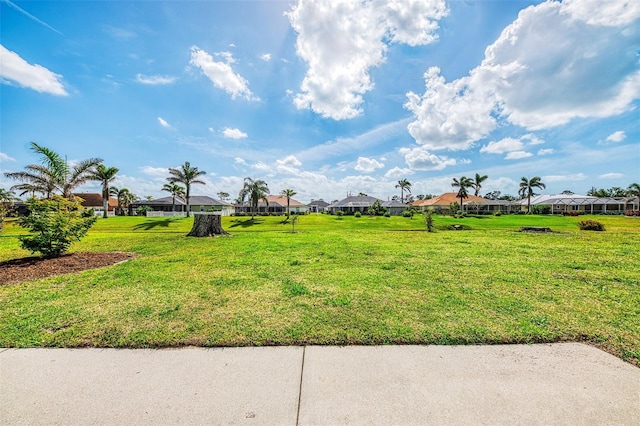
[{"x1": 1, "y1": 213, "x2": 638, "y2": 365}]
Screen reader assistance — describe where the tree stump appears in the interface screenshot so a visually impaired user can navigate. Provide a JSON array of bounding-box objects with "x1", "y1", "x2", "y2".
[{"x1": 187, "y1": 213, "x2": 229, "y2": 237}]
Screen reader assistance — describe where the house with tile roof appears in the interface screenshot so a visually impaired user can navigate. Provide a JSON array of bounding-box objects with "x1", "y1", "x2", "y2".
[
  {"x1": 74, "y1": 193, "x2": 118, "y2": 216},
  {"x1": 412, "y1": 192, "x2": 491, "y2": 214}
]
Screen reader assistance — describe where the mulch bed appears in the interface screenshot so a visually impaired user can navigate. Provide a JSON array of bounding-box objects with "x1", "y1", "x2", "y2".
[{"x1": 0, "y1": 252, "x2": 136, "y2": 285}]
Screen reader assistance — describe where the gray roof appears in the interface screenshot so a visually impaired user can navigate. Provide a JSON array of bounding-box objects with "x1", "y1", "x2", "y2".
[
  {"x1": 382, "y1": 200, "x2": 407, "y2": 208},
  {"x1": 307, "y1": 199, "x2": 330, "y2": 207},
  {"x1": 330, "y1": 195, "x2": 383, "y2": 208}
]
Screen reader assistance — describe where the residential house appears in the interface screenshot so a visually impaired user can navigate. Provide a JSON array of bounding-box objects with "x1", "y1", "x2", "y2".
[
  {"x1": 381, "y1": 199, "x2": 408, "y2": 216},
  {"x1": 133, "y1": 196, "x2": 233, "y2": 216},
  {"x1": 520, "y1": 194, "x2": 637, "y2": 214},
  {"x1": 235, "y1": 195, "x2": 308, "y2": 215},
  {"x1": 411, "y1": 192, "x2": 490, "y2": 214},
  {"x1": 327, "y1": 195, "x2": 383, "y2": 215},
  {"x1": 307, "y1": 199, "x2": 330, "y2": 213},
  {"x1": 74, "y1": 193, "x2": 118, "y2": 216}
]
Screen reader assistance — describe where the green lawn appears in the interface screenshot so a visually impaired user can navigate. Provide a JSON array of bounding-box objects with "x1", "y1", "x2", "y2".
[{"x1": 1, "y1": 214, "x2": 639, "y2": 365}]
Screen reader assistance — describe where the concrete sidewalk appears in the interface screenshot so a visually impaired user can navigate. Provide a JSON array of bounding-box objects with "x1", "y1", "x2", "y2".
[{"x1": 1, "y1": 343, "x2": 638, "y2": 425}]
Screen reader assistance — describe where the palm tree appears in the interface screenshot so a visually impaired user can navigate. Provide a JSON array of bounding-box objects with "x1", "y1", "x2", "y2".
[
  {"x1": 217, "y1": 191, "x2": 230, "y2": 202},
  {"x1": 167, "y1": 162, "x2": 206, "y2": 217},
  {"x1": 281, "y1": 188, "x2": 297, "y2": 216},
  {"x1": 239, "y1": 177, "x2": 269, "y2": 219},
  {"x1": 627, "y1": 183, "x2": 640, "y2": 198},
  {"x1": 451, "y1": 176, "x2": 473, "y2": 212},
  {"x1": 473, "y1": 173, "x2": 488, "y2": 197},
  {"x1": 162, "y1": 183, "x2": 186, "y2": 213},
  {"x1": 519, "y1": 176, "x2": 546, "y2": 213},
  {"x1": 112, "y1": 187, "x2": 136, "y2": 216},
  {"x1": 4, "y1": 142, "x2": 102, "y2": 199},
  {"x1": 395, "y1": 179, "x2": 412, "y2": 203},
  {"x1": 89, "y1": 164, "x2": 119, "y2": 218}
]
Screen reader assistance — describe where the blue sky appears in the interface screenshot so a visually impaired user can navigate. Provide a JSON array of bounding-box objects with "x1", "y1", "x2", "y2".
[{"x1": 1, "y1": 0, "x2": 638, "y2": 203}]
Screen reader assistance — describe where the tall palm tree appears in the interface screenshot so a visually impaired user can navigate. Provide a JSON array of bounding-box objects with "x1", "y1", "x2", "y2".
[
  {"x1": 627, "y1": 183, "x2": 640, "y2": 198},
  {"x1": 519, "y1": 176, "x2": 546, "y2": 213},
  {"x1": 281, "y1": 188, "x2": 297, "y2": 216},
  {"x1": 239, "y1": 177, "x2": 269, "y2": 219},
  {"x1": 166, "y1": 162, "x2": 206, "y2": 217},
  {"x1": 162, "y1": 183, "x2": 186, "y2": 213},
  {"x1": 473, "y1": 173, "x2": 488, "y2": 197},
  {"x1": 89, "y1": 164, "x2": 119, "y2": 218},
  {"x1": 451, "y1": 176, "x2": 473, "y2": 212},
  {"x1": 395, "y1": 179, "x2": 412, "y2": 203},
  {"x1": 4, "y1": 142, "x2": 102, "y2": 199}
]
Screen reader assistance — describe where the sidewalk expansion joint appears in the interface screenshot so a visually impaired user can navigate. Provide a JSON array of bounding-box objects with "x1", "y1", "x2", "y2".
[{"x1": 295, "y1": 346, "x2": 306, "y2": 426}]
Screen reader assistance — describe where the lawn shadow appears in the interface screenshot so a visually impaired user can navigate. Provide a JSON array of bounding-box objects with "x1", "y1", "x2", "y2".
[
  {"x1": 133, "y1": 218, "x2": 182, "y2": 231},
  {"x1": 229, "y1": 218, "x2": 264, "y2": 228}
]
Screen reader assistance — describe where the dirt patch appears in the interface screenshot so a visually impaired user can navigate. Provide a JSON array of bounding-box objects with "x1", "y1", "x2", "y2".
[{"x1": 0, "y1": 252, "x2": 136, "y2": 285}]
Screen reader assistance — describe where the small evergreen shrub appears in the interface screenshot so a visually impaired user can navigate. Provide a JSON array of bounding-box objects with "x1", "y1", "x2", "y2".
[
  {"x1": 578, "y1": 219, "x2": 605, "y2": 231},
  {"x1": 493, "y1": 211, "x2": 502, "y2": 216},
  {"x1": 402, "y1": 210, "x2": 413, "y2": 218},
  {"x1": 18, "y1": 196, "x2": 97, "y2": 258},
  {"x1": 383, "y1": 211, "x2": 391, "y2": 217},
  {"x1": 354, "y1": 211, "x2": 362, "y2": 218}
]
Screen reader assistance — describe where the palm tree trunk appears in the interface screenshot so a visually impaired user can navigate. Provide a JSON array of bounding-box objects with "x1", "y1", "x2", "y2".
[{"x1": 102, "y1": 185, "x2": 108, "y2": 219}]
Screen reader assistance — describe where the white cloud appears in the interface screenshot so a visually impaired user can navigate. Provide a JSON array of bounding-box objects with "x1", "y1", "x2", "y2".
[
  {"x1": 260, "y1": 53, "x2": 272, "y2": 62},
  {"x1": 140, "y1": 166, "x2": 169, "y2": 177},
  {"x1": 222, "y1": 127, "x2": 248, "y2": 139},
  {"x1": 0, "y1": 152, "x2": 16, "y2": 162},
  {"x1": 384, "y1": 167, "x2": 413, "y2": 179},
  {"x1": 406, "y1": 0, "x2": 640, "y2": 149},
  {"x1": 598, "y1": 172, "x2": 624, "y2": 179},
  {"x1": 252, "y1": 161, "x2": 272, "y2": 172},
  {"x1": 480, "y1": 137, "x2": 524, "y2": 155},
  {"x1": 605, "y1": 131, "x2": 626, "y2": 143},
  {"x1": 276, "y1": 155, "x2": 303, "y2": 174},
  {"x1": 208, "y1": 127, "x2": 215, "y2": 133},
  {"x1": 543, "y1": 173, "x2": 587, "y2": 182},
  {"x1": 157, "y1": 117, "x2": 172, "y2": 129},
  {"x1": 481, "y1": 134, "x2": 547, "y2": 159},
  {"x1": 135, "y1": 74, "x2": 177, "y2": 85},
  {"x1": 287, "y1": 0, "x2": 448, "y2": 120},
  {"x1": 505, "y1": 151, "x2": 533, "y2": 160},
  {"x1": 189, "y1": 46, "x2": 257, "y2": 101},
  {"x1": 354, "y1": 157, "x2": 384, "y2": 173},
  {"x1": 399, "y1": 147, "x2": 457, "y2": 171},
  {"x1": 234, "y1": 157, "x2": 246, "y2": 165},
  {"x1": 0, "y1": 45, "x2": 68, "y2": 95}
]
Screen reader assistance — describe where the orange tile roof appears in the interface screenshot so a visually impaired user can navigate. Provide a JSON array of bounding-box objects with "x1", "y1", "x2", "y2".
[
  {"x1": 266, "y1": 195, "x2": 305, "y2": 207},
  {"x1": 412, "y1": 192, "x2": 487, "y2": 207},
  {"x1": 74, "y1": 193, "x2": 118, "y2": 210}
]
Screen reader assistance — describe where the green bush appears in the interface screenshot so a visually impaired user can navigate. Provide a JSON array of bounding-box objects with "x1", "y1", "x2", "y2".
[
  {"x1": 136, "y1": 205, "x2": 152, "y2": 216},
  {"x1": 493, "y1": 211, "x2": 502, "y2": 216},
  {"x1": 578, "y1": 219, "x2": 605, "y2": 231},
  {"x1": 18, "y1": 196, "x2": 97, "y2": 258},
  {"x1": 354, "y1": 211, "x2": 362, "y2": 218},
  {"x1": 402, "y1": 210, "x2": 413, "y2": 218},
  {"x1": 383, "y1": 211, "x2": 391, "y2": 217},
  {"x1": 531, "y1": 204, "x2": 551, "y2": 215}
]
